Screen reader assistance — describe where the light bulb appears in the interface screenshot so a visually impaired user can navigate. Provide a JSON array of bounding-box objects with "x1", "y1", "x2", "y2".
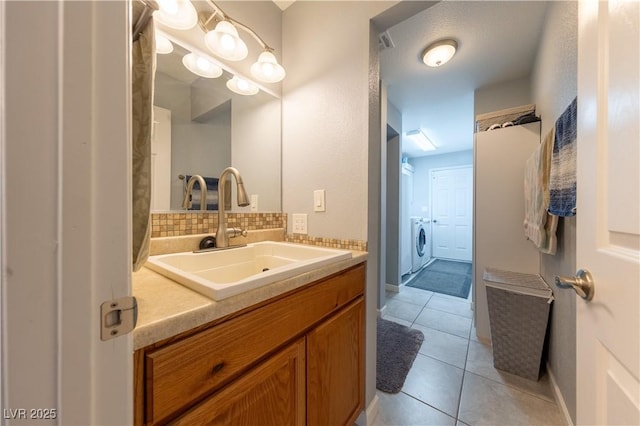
[
  {"x1": 196, "y1": 57, "x2": 211, "y2": 71},
  {"x1": 250, "y1": 51, "x2": 286, "y2": 83},
  {"x1": 182, "y1": 53, "x2": 222, "y2": 78},
  {"x1": 261, "y1": 62, "x2": 275, "y2": 77},
  {"x1": 155, "y1": 33, "x2": 173, "y2": 54},
  {"x1": 226, "y1": 76, "x2": 258, "y2": 96},
  {"x1": 220, "y1": 33, "x2": 236, "y2": 52},
  {"x1": 158, "y1": 0, "x2": 178, "y2": 15},
  {"x1": 204, "y1": 20, "x2": 248, "y2": 61},
  {"x1": 154, "y1": 0, "x2": 197, "y2": 30}
]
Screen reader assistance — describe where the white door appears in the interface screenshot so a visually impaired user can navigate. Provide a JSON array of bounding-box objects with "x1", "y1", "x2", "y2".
[
  {"x1": 2, "y1": 2, "x2": 132, "y2": 424},
  {"x1": 431, "y1": 166, "x2": 473, "y2": 261},
  {"x1": 576, "y1": 1, "x2": 640, "y2": 424},
  {"x1": 152, "y1": 106, "x2": 172, "y2": 211}
]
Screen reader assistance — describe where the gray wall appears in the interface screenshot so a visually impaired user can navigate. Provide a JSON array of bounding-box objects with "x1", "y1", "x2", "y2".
[
  {"x1": 386, "y1": 100, "x2": 402, "y2": 288},
  {"x1": 531, "y1": 1, "x2": 578, "y2": 423},
  {"x1": 474, "y1": 75, "x2": 532, "y2": 117},
  {"x1": 154, "y1": 72, "x2": 231, "y2": 209},
  {"x1": 386, "y1": 133, "x2": 401, "y2": 287},
  {"x1": 282, "y1": 1, "x2": 393, "y2": 414}
]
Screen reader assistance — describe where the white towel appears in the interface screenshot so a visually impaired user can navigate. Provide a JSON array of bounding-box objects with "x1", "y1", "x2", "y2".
[{"x1": 524, "y1": 128, "x2": 558, "y2": 255}]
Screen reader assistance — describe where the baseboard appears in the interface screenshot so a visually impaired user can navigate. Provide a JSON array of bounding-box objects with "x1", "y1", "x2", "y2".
[
  {"x1": 385, "y1": 283, "x2": 400, "y2": 292},
  {"x1": 377, "y1": 305, "x2": 387, "y2": 318},
  {"x1": 547, "y1": 363, "x2": 573, "y2": 426},
  {"x1": 365, "y1": 394, "x2": 380, "y2": 425}
]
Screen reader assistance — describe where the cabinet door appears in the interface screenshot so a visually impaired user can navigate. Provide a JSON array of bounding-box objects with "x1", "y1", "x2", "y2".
[
  {"x1": 307, "y1": 297, "x2": 364, "y2": 426},
  {"x1": 171, "y1": 338, "x2": 306, "y2": 426}
]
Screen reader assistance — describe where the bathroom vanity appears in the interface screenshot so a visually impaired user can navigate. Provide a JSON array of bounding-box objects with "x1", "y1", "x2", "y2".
[{"x1": 133, "y1": 252, "x2": 366, "y2": 425}]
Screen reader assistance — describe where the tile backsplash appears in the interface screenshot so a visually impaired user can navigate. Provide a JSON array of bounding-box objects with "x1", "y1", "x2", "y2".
[
  {"x1": 150, "y1": 211, "x2": 367, "y2": 252},
  {"x1": 151, "y1": 212, "x2": 286, "y2": 238},
  {"x1": 285, "y1": 234, "x2": 367, "y2": 252}
]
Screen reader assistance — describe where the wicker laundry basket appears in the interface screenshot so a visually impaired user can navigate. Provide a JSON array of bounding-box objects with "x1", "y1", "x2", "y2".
[{"x1": 484, "y1": 268, "x2": 554, "y2": 380}]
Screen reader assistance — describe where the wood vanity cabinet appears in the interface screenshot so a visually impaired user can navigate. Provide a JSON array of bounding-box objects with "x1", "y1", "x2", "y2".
[{"x1": 134, "y1": 263, "x2": 365, "y2": 426}]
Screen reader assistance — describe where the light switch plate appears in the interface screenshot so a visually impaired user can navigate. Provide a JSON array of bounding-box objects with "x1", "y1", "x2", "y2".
[
  {"x1": 250, "y1": 194, "x2": 258, "y2": 212},
  {"x1": 313, "y1": 189, "x2": 325, "y2": 212},
  {"x1": 292, "y1": 213, "x2": 308, "y2": 234}
]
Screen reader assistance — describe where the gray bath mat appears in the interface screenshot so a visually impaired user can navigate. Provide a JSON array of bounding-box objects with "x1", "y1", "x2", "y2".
[
  {"x1": 407, "y1": 259, "x2": 472, "y2": 299},
  {"x1": 376, "y1": 318, "x2": 424, "y2": 393}
]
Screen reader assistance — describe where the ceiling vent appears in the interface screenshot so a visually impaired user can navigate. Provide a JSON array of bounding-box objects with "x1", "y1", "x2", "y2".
[{"x1": 378, "y1": 30, "x2": 395, "y2": 50}]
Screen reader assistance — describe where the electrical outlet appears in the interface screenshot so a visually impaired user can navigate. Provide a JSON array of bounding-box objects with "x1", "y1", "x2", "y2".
[
  {"x1": 250, "y1": 194, "x2": 258, "y2": 212},
  {"x1": 292, "y1": 214, "x2": 308, "y2": 234}
]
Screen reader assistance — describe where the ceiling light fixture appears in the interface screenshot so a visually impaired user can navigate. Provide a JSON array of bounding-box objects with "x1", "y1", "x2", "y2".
[
  {"x1": 422, "y1": 39, "x2": 458, "y2": 67},
  {"x1": 226, "y1": 75, "x2": 259, "y2": 96},
  {"x1": 406, "y1": 130, "x2": 437, "y2": 151},
  {"x1": 197, "y1": 2, "x2": 286, "y2": 83},
  {"x1": 182, "y1": 52, "x2": 223, "y2": 78},
  {"x1": 154, "y1": 0, "x2": 197, "y2": 30}
]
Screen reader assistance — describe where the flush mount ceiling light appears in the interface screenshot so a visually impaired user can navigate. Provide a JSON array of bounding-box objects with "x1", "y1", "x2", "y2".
[
  {"x1": 182, "y1": 52, "x2": 223, "y2": 78},
  {"x1": 155, "y1": 31, "x2": 174, "y2": 54},
  {"x1": 422, "y1": 39, "x2": 458, "y2": 67},
  {"x1": 197, "y1": 3, "x2": 286, "y2": 83},
  {"x1": 226, "y1": 75, "x2": 259, "y2": 96},
  {"x1": 154, "y1": 0, "x2": 197, "y2": 30},
  {"x1": 406, "y1": 130, "x2": 437, "y2": 151}
]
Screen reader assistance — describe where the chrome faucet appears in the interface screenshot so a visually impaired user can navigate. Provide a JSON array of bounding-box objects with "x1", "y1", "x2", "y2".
[
  {"x1": 216, "y1": 167, "x2": 250, "y2": 247},
  {"x1": 182, "y1": 175, "x2": 207, "y2": 211}
]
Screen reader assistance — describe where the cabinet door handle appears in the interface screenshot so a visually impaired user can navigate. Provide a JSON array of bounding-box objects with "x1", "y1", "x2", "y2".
[{"x1": 211, "y1": 362, "x2": 225, "y2": 374}]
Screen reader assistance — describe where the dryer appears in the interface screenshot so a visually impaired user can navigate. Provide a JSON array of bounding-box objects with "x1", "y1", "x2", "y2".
[{"x1": 410, "y1": 217, "x2": 430, "y2": 273}]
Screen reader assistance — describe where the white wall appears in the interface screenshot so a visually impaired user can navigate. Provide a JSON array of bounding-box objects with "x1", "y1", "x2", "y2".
[
  {"x1": 531, "y1": 1, "x2": 578, "y2": 423},
  {"x1": 410, "y1": 150, "x2": 474, "y2": 217}
]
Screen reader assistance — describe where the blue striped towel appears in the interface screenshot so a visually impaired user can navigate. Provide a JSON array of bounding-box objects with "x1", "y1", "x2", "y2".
[{"x1": 549, "y1": 97, "x2": 577, "y2": 216}]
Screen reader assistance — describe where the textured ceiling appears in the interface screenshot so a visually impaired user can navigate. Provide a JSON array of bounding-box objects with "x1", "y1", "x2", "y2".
[{"x1": 380, "y1": 1, "x2": 549, "y2": 158}]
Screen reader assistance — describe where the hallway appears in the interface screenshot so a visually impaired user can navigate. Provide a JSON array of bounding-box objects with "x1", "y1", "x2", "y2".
[{"x1": 374, "y1": 287, "x2": 566, "y2": 425}]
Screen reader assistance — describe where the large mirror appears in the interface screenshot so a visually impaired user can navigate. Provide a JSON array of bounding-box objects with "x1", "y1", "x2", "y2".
[{"x1": 151, "y1": 41, "x2": 281, "y2": 212}]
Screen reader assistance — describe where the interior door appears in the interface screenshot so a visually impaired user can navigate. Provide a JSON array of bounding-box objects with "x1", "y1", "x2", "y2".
[
  {"x1": 151, "y1": 106, "x2": 172, "y2": 210},
  {"x1": 431, "y1": 166, "x2": 473, "y2": 261},
  {"x1": 576, "y1": 1, "x2": 640, "y2": 424}
]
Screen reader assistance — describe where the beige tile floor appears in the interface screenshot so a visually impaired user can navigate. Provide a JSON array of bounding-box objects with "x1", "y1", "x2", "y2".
[{"x1": 373, "y1": 284, "x2": 566, "y2": 426}]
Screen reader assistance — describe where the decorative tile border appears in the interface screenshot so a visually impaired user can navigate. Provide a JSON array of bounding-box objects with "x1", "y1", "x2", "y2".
[
  {"x1": 285, "y1": 234, "x2": 368, "y2": 252},
  {"x1": 151, "y1": 212, "x2": 287, "y2": 238}
]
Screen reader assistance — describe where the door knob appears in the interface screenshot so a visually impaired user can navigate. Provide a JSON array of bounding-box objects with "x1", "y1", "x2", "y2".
[{"x1": 555, "y1": 269, "x2": 595, "y2": 301}]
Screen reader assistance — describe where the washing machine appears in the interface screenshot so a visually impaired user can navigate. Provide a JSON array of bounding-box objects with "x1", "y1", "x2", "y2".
[{"x1": 410, "y1": 217, "x2": 430, "y2": 273}]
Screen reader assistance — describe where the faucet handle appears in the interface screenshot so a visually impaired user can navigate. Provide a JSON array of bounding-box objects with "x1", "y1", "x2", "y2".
[
  {"x1": 227, "y1": 228, "x2": 248, "y2": 238},
  {"x1": 199, "y1": 236, "x2": 216, "y2": 250}
]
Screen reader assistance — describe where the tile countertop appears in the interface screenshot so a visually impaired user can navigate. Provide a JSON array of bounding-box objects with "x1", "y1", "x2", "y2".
[{"x1": 132, "y1": 249, "x2": 368, "y2": 351}]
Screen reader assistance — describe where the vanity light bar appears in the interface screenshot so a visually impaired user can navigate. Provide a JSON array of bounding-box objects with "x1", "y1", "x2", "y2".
[{"x1": 155, "y1": 28, "x2": 279, "y2": 98}]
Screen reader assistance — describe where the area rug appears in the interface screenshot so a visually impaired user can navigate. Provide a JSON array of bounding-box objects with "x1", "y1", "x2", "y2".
[
  {"x1": 406, "y1": 259, "x2": 472, "y2": 299},
  {"x1": 376, "y1": 318, "x2": 424, "y2": 393}
]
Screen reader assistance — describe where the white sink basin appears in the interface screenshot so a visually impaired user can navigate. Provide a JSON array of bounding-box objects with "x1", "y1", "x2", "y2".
[{"x1": 145, "y1": 241, "x2": 352, "y2": 300}]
